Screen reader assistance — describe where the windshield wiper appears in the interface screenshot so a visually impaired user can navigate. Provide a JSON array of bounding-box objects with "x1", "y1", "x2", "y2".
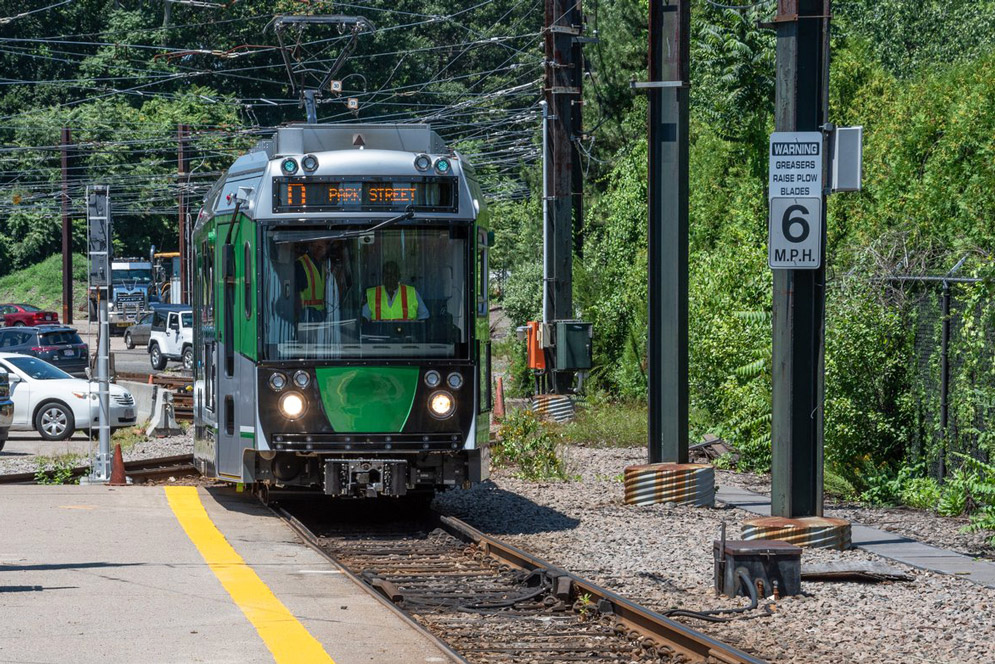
[{"x1": 275, "y1": 207, "x2": 415, "y2": 243}]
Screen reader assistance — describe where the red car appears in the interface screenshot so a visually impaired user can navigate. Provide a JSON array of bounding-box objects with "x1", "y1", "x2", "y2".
[{"x1": 0, "y1": 304, "x2": 60, "y2": 327}]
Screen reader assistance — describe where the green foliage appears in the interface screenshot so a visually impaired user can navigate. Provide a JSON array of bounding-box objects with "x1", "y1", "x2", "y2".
[
  {"x1": 899, "y1": 477, "x2": 942, "y2": 511},
  {"x1": 824, "y1": 470, "x2": 857, "y2": 501},
  {"x1": 494, "y1": 409, "x2": 570, "y2": 481},
  {"x1": 493, "y1": 334, "x2": 532, "y2": 399},
  {"x1": 557, "y1": 398, "x2": 647, "y2": 449},
  {"x1": 34, "y1": 454, "x2": 85, "y2": 485},
  {"x1": 835, "y1": 1, "x2": 995, "y2": 78},
  {"x1": 937, "y1": 469, "x2": 971, "y2": 517},
  {"x1": 0, "y1": 253, "x2": 89, "y2": 313}
]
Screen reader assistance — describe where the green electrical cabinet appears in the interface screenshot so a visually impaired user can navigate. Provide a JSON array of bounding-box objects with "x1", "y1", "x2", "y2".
[{"x1": 554, "y1": 321, "x2": 593, "y2": 371}]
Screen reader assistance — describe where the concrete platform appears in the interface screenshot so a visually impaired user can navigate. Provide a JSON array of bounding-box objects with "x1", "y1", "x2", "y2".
[
  {"x1": 718, "y1": 484, "x2": 995, "y2": 588},
  {"x1": 0, "y1": 485, "x2": 457, "y2": 663}
]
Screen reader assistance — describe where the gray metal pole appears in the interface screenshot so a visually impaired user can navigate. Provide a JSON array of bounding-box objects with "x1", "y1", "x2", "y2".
[
  {"x1": 647, "y1": 0, "x2": 690, "y2": 464},
  {"x1": 770, "y1": 0, "x2": 830, "y2": 517},
  {"x1": 61, "y1": 128, "x2": 73, "y2": 325},
  {"x1": 94, "y1": 288, "x2": 111, "y2": 481},
  {"x1": 85, "y1": 185, "x2": 113, "y2": 483}
]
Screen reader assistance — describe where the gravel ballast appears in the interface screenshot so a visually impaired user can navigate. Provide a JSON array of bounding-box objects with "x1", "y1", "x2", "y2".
[
  {"x1": 435, "y1": 446, "x2": 995, "y2": 664},
  {"x1": 0, "y1": 430, "x2": 194, "y2": 476}
]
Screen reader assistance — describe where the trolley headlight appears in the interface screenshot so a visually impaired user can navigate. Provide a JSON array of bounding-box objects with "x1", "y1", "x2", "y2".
[
  {"x1": 414, "y1": 154, "x2": 432, "y2": 171},
  {"x1": 301, "y1": 154, "x2": 319, "y2": 172},
  {"x1": 279, "y1": 392, "x2": 306, "y2": 419},
  {"x1": 269, "y1": 372, "x2": 288, "y2": 391},
  {"x1": 280, "y1": 158, "x2": 299, "y2": 175},
  {"x1": 434, "y1": 157, "x2": 452, "y2": 174},
  {"x1": 428, "y1": 391, "x2": 455, "y2": 419},
  {"x1": 447, "y1": 372, "x2": 463, "y2": 389},
  {"x1": 424, "y1": 370, "x2": 441, "y2": 388},
  {"x1": 293, "y1": 370, "x2": 311, "y2": 389}
]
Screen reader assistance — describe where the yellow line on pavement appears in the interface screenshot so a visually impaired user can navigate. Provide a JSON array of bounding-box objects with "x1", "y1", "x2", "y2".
[{"x1": 165, "y1": 486, "x2": 335, "y2": 664}]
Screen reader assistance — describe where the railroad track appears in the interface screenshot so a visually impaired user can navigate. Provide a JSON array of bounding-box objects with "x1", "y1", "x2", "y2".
[
  {"x1": 0, "y1": 454, "x2": 196, "y2": 484},
  {"x1": 116, "y1": 371, "x2": 193, "y2": 420},
  {"x1": 281, "y1": 503, "x2": 767, "y2": 664}
]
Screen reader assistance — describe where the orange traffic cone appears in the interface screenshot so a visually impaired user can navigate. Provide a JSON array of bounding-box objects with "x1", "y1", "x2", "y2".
[
  {"x1": 147, "y1": 374, "x2": 153, "y2": 385},
  {"x1": 108, "y1": 443, "x2": 126, "y2": 486},
  {"x1": 493, "y1": 376, "x2": 505, "y2": 421}
]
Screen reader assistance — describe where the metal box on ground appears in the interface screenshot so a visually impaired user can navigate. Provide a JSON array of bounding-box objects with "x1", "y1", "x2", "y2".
[
  {"x1": 713, "y1": 539, "x2": 801, "y2": 598},
  {"x1": 554, "y1": 321, "x2": 592, "y2": 371}
]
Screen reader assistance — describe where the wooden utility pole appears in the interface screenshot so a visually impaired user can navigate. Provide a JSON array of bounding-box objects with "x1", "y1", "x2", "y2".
[
  {"x1": 61, "y1": 127, "x2": 73, "y2": 324},
  {"x1": 770, "y1": 0, "x2": 831, "y2": 518},
  {"x1": 543, "y1": 0, "x2": 584, "y2": 394}
]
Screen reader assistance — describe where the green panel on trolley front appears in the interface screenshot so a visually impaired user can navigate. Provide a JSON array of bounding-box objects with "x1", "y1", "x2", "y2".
[{"x1": 315, "y1": 366, "x2": 419, "y2": 433}]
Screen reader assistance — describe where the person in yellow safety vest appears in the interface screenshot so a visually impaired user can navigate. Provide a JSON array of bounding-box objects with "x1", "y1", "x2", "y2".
[
  {"x1": 295, "y1": 243, "x2": 327, "y2": 323},
  {"x1": 362, "y1": 260, "x2": 429, "y2": 321}
]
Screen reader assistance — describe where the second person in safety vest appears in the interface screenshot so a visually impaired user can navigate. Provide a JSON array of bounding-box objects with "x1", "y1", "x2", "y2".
[
  {"x1": 295, "y1": 243, "x2": 327, "y2": 323},
  {"x1": 362, "y1": 260, "x2": 429, "y2": 321}
]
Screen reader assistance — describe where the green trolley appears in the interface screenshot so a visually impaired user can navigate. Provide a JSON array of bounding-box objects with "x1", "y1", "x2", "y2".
[{"x1": 192, "y1": 124, "x2": 492, "y2": 499}]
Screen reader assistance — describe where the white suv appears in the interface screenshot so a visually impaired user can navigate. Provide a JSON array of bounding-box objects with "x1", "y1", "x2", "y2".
[{"x1": 148, "y1": 305, "x2": 194, "y2": 371}]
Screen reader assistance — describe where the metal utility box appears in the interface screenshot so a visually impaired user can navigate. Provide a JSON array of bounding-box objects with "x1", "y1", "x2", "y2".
[
  {"x1": 554, "y1": 321, "x2": 593, "y2": 371},
  {"x1": 713, "y1": 540, "x2": 801, "y2": 598}
]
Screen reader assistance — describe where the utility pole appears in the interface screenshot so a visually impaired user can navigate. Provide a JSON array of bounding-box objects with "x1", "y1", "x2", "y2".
[
  {"x1": 770, "y1": 0, "x2": 830, "y2": 518},
  {"x1": 61, "y1": 128, "x2": 73, "y2": 324},
  {"x1": 178, "y1": 123, "x2": 190, "y2": 303},
  {"x1": 647, "y1": 0, "x2": 689, "y2": 464},
  {"x1": 543, "y1": 0, "x2": 584, "y2": 394}
]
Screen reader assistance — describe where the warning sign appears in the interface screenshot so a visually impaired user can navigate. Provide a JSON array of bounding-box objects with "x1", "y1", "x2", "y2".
[{"x1": 768, "y1": 132, "x2": 823, "y2": 200}]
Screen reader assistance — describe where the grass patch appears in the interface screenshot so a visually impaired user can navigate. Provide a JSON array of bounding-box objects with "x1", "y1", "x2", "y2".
[
  {"x1": 34, "y1": 453, "x2": 87, "y2": 485},
  {"x1": 111, "y1": 425, "x2": 148, "y2": 452},
  {"x1": 557, "y1": 400, "x2": 648, "y2": 448},
  {"x1": 0, "y1": 253, "x2": 90, "y2": 315}
]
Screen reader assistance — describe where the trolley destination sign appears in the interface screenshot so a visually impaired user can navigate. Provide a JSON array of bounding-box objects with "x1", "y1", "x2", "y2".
[
  {"x1": 768, "y1": 132, "x2": 824, "y2": 269},
  {"x1": 272, "y1": 176, "x2": 458, "y2": 213}
]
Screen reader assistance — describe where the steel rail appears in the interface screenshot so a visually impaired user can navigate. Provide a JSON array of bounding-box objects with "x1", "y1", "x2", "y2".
[
  {"x1": 438, "y1": 515, "x2": 769, "y2": 664},
  {"x1": 0, "y1": 453, "x2": 195, "y2": 484},
  {"x1": 275, "y1": 505, "x2": 469, "y2": 664}
]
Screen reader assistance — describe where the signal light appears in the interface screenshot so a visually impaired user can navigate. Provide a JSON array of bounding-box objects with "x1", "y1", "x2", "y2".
[
  {"x1": 414, "y1": 154, "x2": 432, "y2": 171},
  {"x1": 301, "y1": 154, "x2": 319, "y2": 172},
  {"x1": 434, "y1": 157, "x2": 451, "y2": 174}
]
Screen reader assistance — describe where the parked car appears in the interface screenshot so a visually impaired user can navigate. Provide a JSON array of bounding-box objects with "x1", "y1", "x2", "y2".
[
  {"x1": 0, "y1": 303, "x2": 59, "y2": 327},
  {"x1": 0, "y1": 325, "x2": 89, "y2": 377},
  {"x1": 148, "y1": 305, "x2": 193, "y2": 371},
  {"x1": 0, "y1": 353, "x2": 137, "y2": 441},
  {"x1": 0, "y1": 367, "x2": 12, "y2": 451},
  {"x1": 124, "y1": 312, "x2": 153, "y2": 350}
]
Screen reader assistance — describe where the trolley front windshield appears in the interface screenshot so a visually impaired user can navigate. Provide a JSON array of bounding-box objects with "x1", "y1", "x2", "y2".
[{"x1": 261, "y1": 225, "x2": 470, "y2": 360}]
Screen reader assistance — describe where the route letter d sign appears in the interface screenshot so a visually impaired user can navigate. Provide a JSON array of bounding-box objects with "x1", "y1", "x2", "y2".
[{"x1": 768, "y1": 197, "x2": 821, "y2": 269}]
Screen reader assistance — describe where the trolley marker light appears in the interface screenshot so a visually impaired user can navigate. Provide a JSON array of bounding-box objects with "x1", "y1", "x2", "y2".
[
  {"x1": 414, "y1": 154, "x2": 432, "y2": 171},
  {"x1": 424, "y1": 370, "x2": 441, "y2": 388},
  {"x1": 434, "y1": 157, "x2": 451, "y2": 174},
  {"x1": 279, "y1": 392, "x2": 306, "y2": 419},
  {"x1": 447, "y1": 372, "x2": 463, "y2": 389},
  {"x1": 429, "y1": 391, "x2": 455, "y2": 419},
  {"x1": 269, "y1": 372, "x2": 287, "y2": 391},
  {"x1": 280, "y1": 158, "x2": 299, "y2": 175},
  {"x1": 293, "y1": 370, "x2": 311, "y2": 389},
  {"x1": 300, "y1": 154, "x2": 319, "y2": 172}
]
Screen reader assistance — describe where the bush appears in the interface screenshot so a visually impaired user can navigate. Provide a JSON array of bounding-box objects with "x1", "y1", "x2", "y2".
[
  {"x1": 494, "y1": 409, "x2": 569, "y2": 481},
  {"x1": 899, "y1": 477, "x2": 942, "y2": 510}
]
